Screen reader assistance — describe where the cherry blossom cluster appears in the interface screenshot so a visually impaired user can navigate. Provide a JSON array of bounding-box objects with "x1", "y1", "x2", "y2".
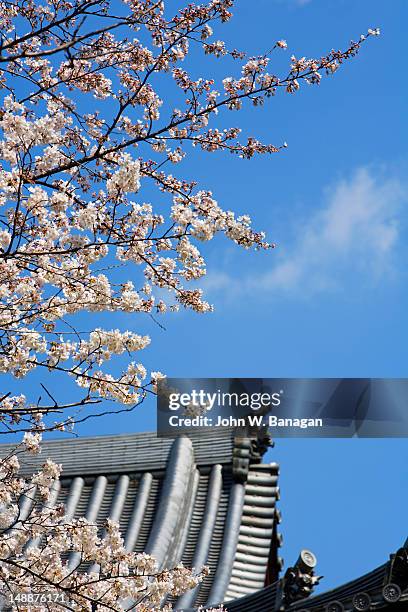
[
  {"x1": 0, "y1": 0, "x2": 377, "y2": 427},
  {"x1": 0, "y1": 439, "x2": 216, "y2": 611}
]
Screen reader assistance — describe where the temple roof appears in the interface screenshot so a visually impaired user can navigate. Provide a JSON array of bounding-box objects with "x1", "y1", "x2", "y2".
[
  {"x1": 1, "y1": 428, "x2": 282, "y2": 610},
  {"x1": 1, "y1": 430, "x2": 407, "y2": 611}
]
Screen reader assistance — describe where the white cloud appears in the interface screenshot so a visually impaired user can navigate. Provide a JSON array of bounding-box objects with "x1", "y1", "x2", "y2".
[{"x1": 204, "y1": 167, "x2": 407, "y2": 298}]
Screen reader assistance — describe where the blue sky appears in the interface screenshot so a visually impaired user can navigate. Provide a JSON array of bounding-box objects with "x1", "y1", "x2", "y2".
[
  {"x1": 4, "y1": 0, "x2": 408, "y2": 597},
  {"x1": 119, "y1": 0, "x2": 408, "y2": 593}
]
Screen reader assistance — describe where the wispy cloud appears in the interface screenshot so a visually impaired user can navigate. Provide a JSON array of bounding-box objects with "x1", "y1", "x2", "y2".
[{"x1": 204, "y1": 167, "x2": 407, "y2": 299}]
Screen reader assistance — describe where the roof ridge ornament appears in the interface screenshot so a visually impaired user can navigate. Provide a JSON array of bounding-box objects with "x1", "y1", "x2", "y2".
[
  {"x1": 275, "y1": 549, "x2": 322, "y2": 609},
  {"x1": 232, "y1": 427, "x2": 273, "y2": 482}
]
